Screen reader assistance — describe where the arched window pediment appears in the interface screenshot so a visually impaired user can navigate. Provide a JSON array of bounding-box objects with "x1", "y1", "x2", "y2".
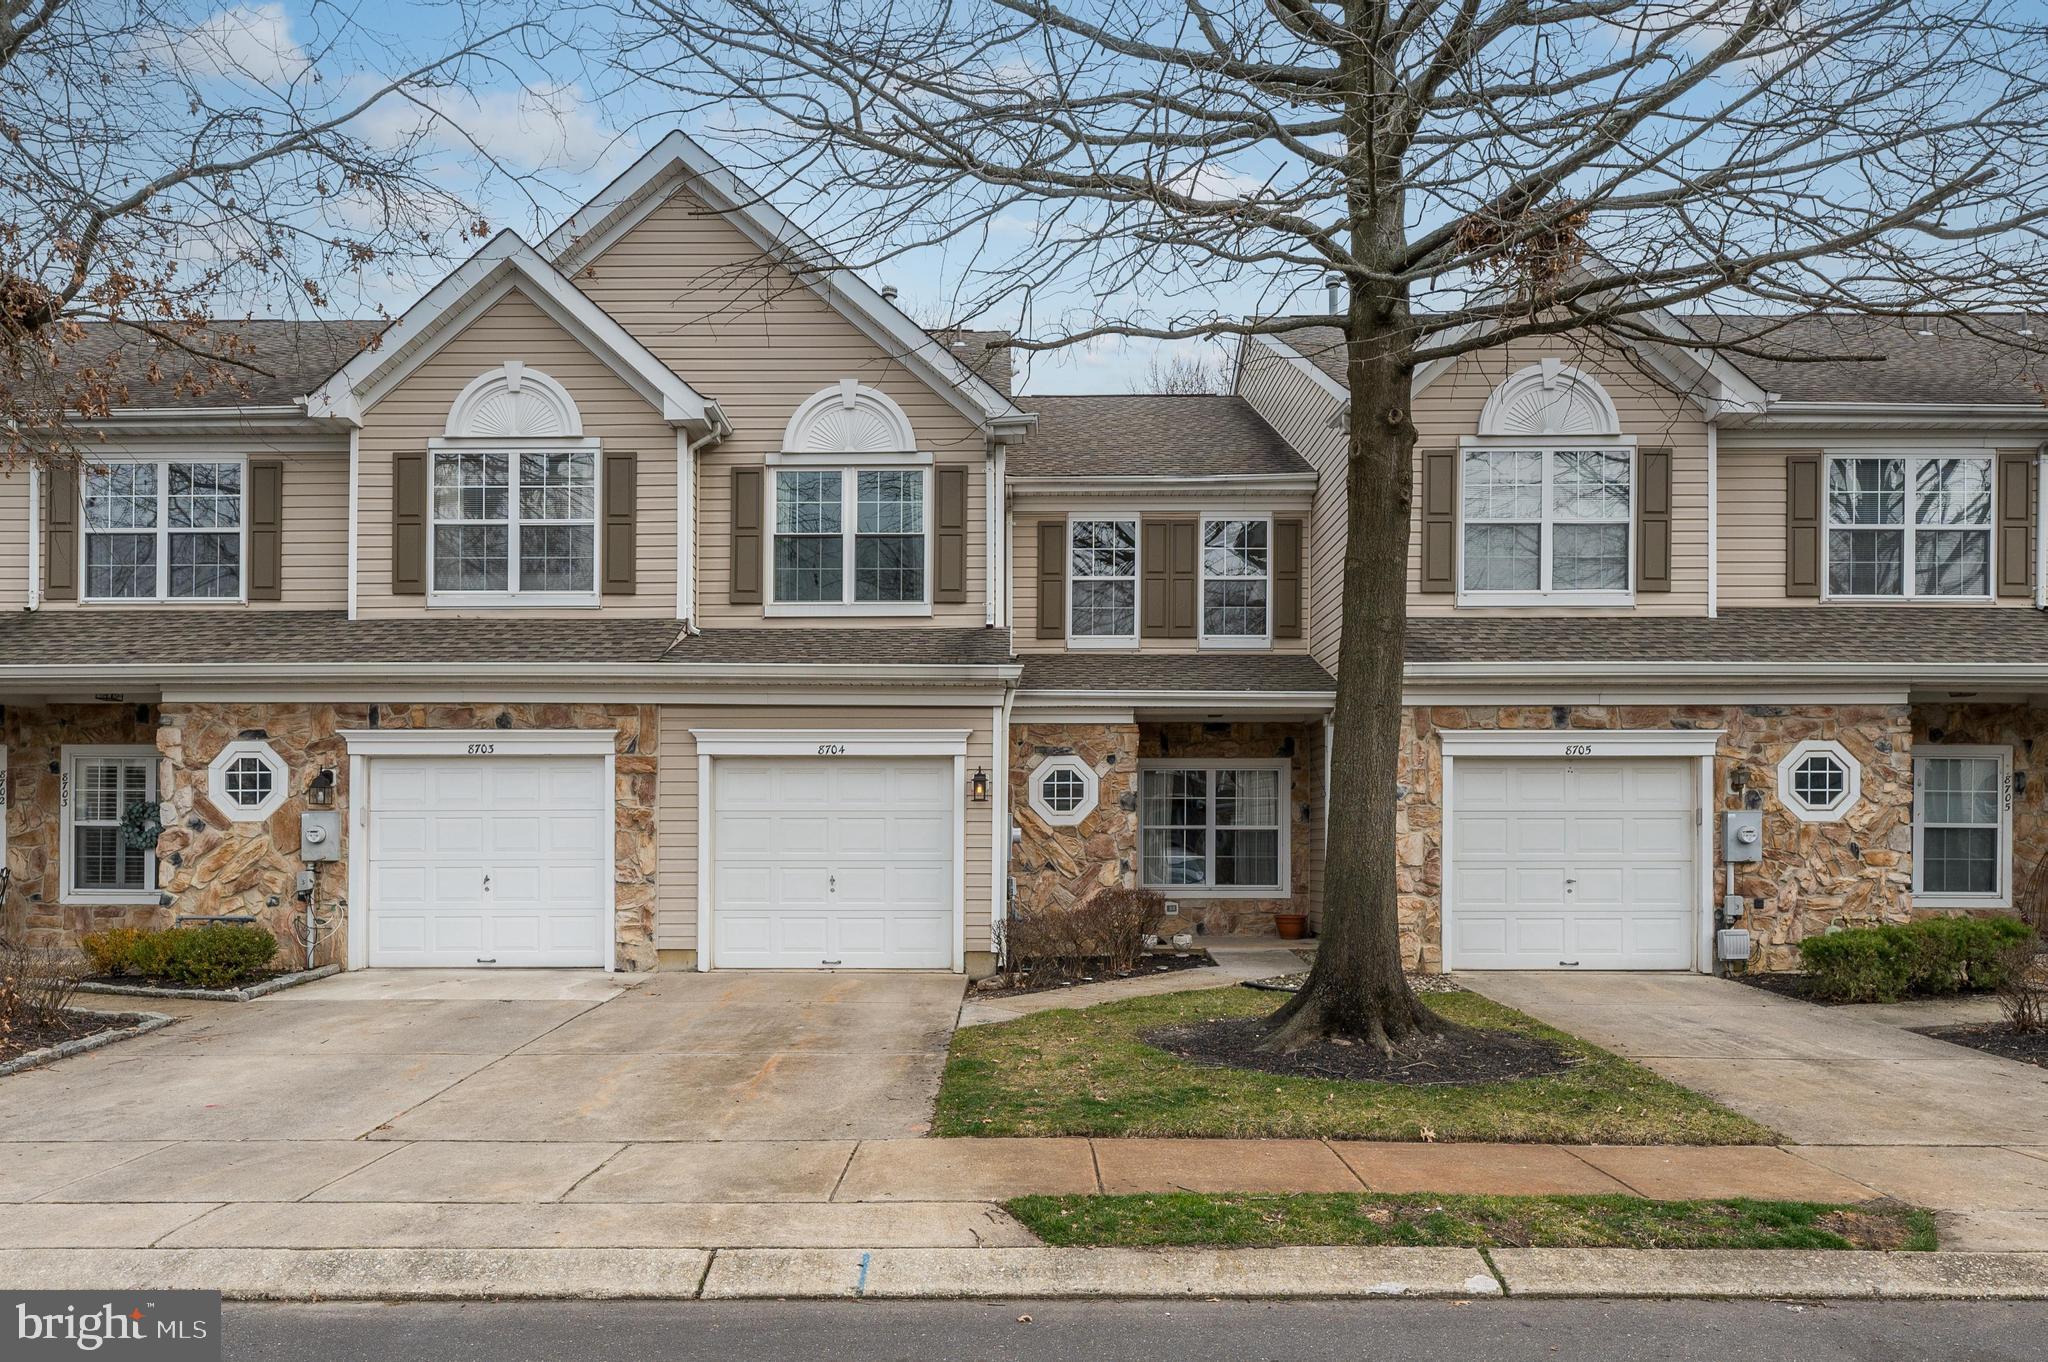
[
  {"x1": 1477, "y1": 360, "x2": 1621, "y2": 438},
  {"x1": 445, "y1": 362, "x2": 583, "y2": 439},
  {"x1": 782, "y1": 379, "x2": 918, "y2": 454}
]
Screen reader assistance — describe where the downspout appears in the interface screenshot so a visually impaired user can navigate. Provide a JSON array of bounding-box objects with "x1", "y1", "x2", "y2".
[
  {"x1": 986, "y1": 441, "x2": 1004, "y2": 627},
  {"x1": 345, "y1": 428, "x2": 359, "y2": 620},
  {"x1": 1705, "y1": 420, "x2": 1719, "y2": 618},
  {"x1": 2036, "y1": 441, "x2": 2047, "y2": 610},
  {"x1": 995, "y1": 682, "x2": 1017, "y2": 966},
  {"x1": 682, "y1": 426, "x2": 722, "y2": 624},
  {"x1": 27, "y1": 465, "x2": 41, "y2": 611}
]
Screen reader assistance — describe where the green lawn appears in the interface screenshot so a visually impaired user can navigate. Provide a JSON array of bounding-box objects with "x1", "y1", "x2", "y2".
[
  {"x1": 936, "y1": 986, "x2": 1773, "y2": 1144},
  {"x1": 1006, "y1": 1192, "x2": 1935, "y2": 1251}
]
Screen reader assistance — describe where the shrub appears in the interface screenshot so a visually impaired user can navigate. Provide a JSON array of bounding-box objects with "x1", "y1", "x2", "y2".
[
  {"x1": 159, "y1": 925, "x2": 277, "y2": 989},
  {"x1": 1947, "y1": 916, "x2": 2037, "y2": 992},
  {"x1": 1005, "y1": 888, "x2": 1166, "y2": 981},
  {"x1": 126, "y1": 930, "x2": 176, "y2": 981},
  {"x1": 1799, "y1": 928, "x2": 1915, "y2": 1003},
  {"x1": 0, "y1": 939, "x2": 87, "y2": 1031},
  {"x1": 1903, "y1": 917, "x2": 1975, "y2": 995},
  {"x1": 1996, "y1": 942, "x2": 2048, "y2": 1033},
  {"x1": 79, "y1": 927, "x2": 146, "y2": 978}
]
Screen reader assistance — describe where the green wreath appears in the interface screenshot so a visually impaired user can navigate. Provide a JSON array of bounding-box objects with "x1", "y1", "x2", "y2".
[{"x1": 120, "y1": 799, "x2": 164, "y2": 852}]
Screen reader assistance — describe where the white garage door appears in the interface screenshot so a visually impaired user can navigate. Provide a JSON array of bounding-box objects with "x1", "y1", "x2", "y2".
[
  {"x1": 1451, "y1": 757, "x2": 1696, "y2": 970},
  {"x1": 367, "y1": 756, "x2": 609, "y2": 968},
  {"x1": 711, "y1": 757, "x2": 954, "y2": 969}
]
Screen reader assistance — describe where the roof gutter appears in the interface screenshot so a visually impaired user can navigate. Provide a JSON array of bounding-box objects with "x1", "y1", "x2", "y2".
[
  {"x1": 0, "y1": 660, "x2": 1023, "y2": 687},
  {"x1": 1724, "y1": 400, "x2": 2048, "y2": 431},
  {"x1": 1007, "y1": 472, "x2": 1318, "y2": 496},
  {"x1": 1014, "y1": 688, "x2": 1335, "y2": 709},
  {"x1": 1406, "y1": 659, "x2": 2048, "y2": 685}
]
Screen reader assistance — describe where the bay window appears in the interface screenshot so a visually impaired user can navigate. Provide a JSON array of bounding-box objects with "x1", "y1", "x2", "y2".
[
  {"x1": 83, "y1": 460, "x2": 243, "y2": 601},
  {"x1": 1461, "y1": 447, "x2": 1632, "y2": 599},
  {"x1": 1139, "y1": 760, "x2": 1288, "y2": 893},
  {"x1": 1826, "y1": 455, "x2": 1993, "y2": 598},
  {"x1": 772, "y1": 468, "x2": 927, "y2": 607},
  {"x1": 431, "y1": 448, "x2": 597, "y2": 600},
  {"x1": 1068, "y1": 517, "x2": 1138, "y2": 641},
  {"x1": 1201, "y1": 517, "x2": 1270, "y2": 643}
]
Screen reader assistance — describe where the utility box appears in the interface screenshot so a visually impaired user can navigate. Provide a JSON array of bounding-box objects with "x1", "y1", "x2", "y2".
[
  {"x1": 1717, "y1": 928, "x2": 1754, "y2": 963},
  {"x1": 299, "y1": 811, "x2": 341, "y2": 862},
  {"x1": 1722, "y1": 810, "x2": 1764, "y2": 863}
]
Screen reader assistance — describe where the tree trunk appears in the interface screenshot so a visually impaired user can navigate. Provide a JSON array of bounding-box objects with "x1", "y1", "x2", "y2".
[{"x1": 1259, "y1": 292, "x2": 1449, "y2": 1056}]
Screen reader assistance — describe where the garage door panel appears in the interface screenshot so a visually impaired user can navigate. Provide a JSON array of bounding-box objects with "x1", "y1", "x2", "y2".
[
  {"x1": 712, "y1": 756, "x2": 955, "y2": 970},
  {"x1": 1454, "y1": 756, "x2": 1695, "y2": 971}
]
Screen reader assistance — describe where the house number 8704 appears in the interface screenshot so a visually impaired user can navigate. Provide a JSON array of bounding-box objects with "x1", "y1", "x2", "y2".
[{"x1": 817, "y1": 744, "x2": 847, "y2": 756}]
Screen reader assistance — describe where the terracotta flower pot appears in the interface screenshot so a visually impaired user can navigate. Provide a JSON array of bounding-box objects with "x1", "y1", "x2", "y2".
[{"x1": 1273, "y1": 912, "x2": 1309, "y2": 940}]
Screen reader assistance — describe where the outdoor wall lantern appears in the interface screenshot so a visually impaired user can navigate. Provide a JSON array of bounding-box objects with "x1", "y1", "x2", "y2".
[
  {"x1": 306, "y1": 768, "x2": 337, "y2": 808},
  {"x1": 969, "y1": 767, "x2": 990, "y2": 802}
]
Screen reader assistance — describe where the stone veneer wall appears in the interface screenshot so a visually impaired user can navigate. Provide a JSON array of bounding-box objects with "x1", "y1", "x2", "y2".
[
  {"x1": 3, "y1": 703, "x2": 163, "y2": 948},
  {"x1": 1399, "y1": 703, "x2": 1915, "y2": 972},
  {"x1": 1009, "y1": 719, "x2": 1316, "y2": 940},
  {"x1": 1912, "y1": 702, "x2": 2048, "y2": 925},
  {"x1": 5, "y1": 702, "x2": 660, "y2": 970}
]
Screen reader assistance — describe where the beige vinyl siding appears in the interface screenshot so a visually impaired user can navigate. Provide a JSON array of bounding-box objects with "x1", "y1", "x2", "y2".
[
  {"x1": 1008, "y1": 494, "x2": 1314, "y2": 653},
  {"x1": 572, "y1": 189, "x2": 990, "y2": 626},
  {"x1": 1720, "y1": 443, "x2": 2035, "y2": 607},
  {"x1": 653, "y1": 704, "x2": 999, "y2": 954},
  {"x1": 30, "y1": 436, "x2": 348, "y2": 610},
  {"x1": 1236, "y1": 339, "x2": 1349, "y2": 672},
  {"x1": 1408, "y1": 335, "x2": 1711, "y2": 616},
  {"x1": 353, "y1": 287, "x2": 677, "y2": 617},
  {"x1": 0, "y1": 472, "x2": 27, "y2": 609}
]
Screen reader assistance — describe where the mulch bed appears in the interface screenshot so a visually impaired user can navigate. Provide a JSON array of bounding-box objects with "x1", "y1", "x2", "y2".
[
  {"x1": 0, "y1": 1012, "x2": 131, "y2": 1065},
  {"x1": 81, "y1": 971, "x2": 288, "y2": 993},
  {"x1": 1915, "y1": 1023, "x2": 2048, "y2": 1069},
  {"x1": 1141, "y1": 1015, "x2": 1580, "y2": 1085},
  {"x1": 1247, "y1": 971, "x2": 1464, "y2": 995},
  {"x1": 975, "y1": 951, "x2": 1215, "y2": 999},
  {"x1": 1729, "y1": 971, "x2": 1997, "y2": 1007}
]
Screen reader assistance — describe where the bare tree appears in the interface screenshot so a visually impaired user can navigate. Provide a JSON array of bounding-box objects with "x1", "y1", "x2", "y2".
[
  {"x1": 596, "y1": 0, "x2": 2048, "y2": 1052},
  {"x1": 1133, "y1": 348, "x2": 1228, "y2": 394},
  {"x1": 0, "y1": 0, "x2": 540, "y2": 466}
]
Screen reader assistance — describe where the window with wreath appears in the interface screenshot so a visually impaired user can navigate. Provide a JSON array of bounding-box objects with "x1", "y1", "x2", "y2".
[
  {"x1": 1826, "y1": 455, "x2": 1993, "y2": 598},
  {"x1": 431, "y1": 450, "x2": 597, "y2": 597},
  {"x1": 772, "y1": 469, "x2": 926, "y2": 605},
  {"x1": 1068, "y1": 518, "x2": 1138, "y2": 640},
  {"x1": 63, "y1": 748, "x2": 158, "y2": 901},
  {"x1": 1461, "y1": 448, "x2": 1631, "y2": 596},
  {"x1": 1139, "y1": 762, "x2": 1286, "y2": 891},
  {"x1": 83, "y1": 461, "x2": 243, "y2": 601}
]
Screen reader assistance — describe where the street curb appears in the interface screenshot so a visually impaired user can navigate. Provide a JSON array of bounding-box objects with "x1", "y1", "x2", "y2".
[
  {"x1": 699, "y1": 1247, "x2": 1503, "y2": 1300},
  {"x1": 73, "y1": 964, "x2": 342, "y2": 1003},
  {"x1": 0, "y1": 1012, "x2": 175, "y2": 1077},
  {"x1": 0, "y1": 1248, "x2": 712, "y2": 1300},
  {"x1": 1490, "y1": 1249, "x2": 2048, "y2": 1300}
]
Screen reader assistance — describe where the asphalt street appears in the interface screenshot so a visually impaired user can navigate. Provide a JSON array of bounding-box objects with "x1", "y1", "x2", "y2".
[{"x1": 222, "y1": 1298, "x2": 2048, "y2": 1361}]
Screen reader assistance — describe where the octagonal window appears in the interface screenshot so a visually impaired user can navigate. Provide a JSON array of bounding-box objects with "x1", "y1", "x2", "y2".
[
  {"x1": 1777, "y1": 740, "x2": 1861, "y2": 823},
  {"x1": 1028, "y1": 755, "x2": 1099, "y2": 827},
  {"x1": 207, "y1": 739, "x2": 289, "y2": 822}
]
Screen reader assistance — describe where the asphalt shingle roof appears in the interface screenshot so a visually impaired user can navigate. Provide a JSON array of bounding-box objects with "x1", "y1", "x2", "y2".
[
  {"x1": 1009, "y1": 395, "x2": 1311, "y2": 479},
  {"x1": 1406, "y1": 608, "x2": 2048, "y2": 666},
  {"x1": 1018, "y1": 652, "x2": 1335, "y2": 693},
  {"x1": 64, "y1": 320, "x2": 381, "y2": 410}
]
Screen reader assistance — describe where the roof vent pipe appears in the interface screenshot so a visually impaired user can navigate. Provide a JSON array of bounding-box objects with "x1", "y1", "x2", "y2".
[
  {"x1": 1325, "y1": 275, "x2": 1344, "y2": 315},
  {"x1": 880, "y1": 284, "x2": 900, "y2": 301}
]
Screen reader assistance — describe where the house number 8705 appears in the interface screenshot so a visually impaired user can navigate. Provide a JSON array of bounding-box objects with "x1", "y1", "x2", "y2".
[{"x1": 1563, "y1": 744, "x2": 1593, "y2": 757}]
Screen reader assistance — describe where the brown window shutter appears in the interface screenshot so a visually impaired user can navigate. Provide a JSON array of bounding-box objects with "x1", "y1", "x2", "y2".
[
  {"x1": 1166, "y1": 519, "x2": 1199, "y2": 638},
  {"x1": 1420, "y1": 449, "x2": 1457, "y2": 593},
  {"x1": 248, "y1": 459, "x2": 284, "y2": 601},
  {"x1": 1140, "y1": 520, "x2": 1171, "y2": 638},
  {"x1": 392, "y1": 452, "x2": 427, "y2": 595},
  {"x1": 934, "y1": 464, "x2": 968, "y2": 604},
  {"x1": 1635, "y1": 447, "x2": 1672, "y2": 593},
  {"x1": 1997, "y1": 451, "x2": 2036, "y2": 598},
  {"x1": 1274, "y1": 518, "x2": 1304, "y2": 638},
  {"x1": 730, "y1": 466, "x2": 764, "y2": 605},
  {"x1": 1036, "y1": 520, "x2": 1065, "y2": 639},
  {"x1": 42, "y1": 467, "x2": 77, "y2": 601},
  {"x1": 1785, "y1": 453, "x2": 1821, "y2": 597},
  {"x1": 603, "y1": 451, "x2": 638, "y2": 595}
]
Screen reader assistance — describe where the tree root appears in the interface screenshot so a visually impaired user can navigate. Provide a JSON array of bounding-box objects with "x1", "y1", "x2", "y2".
[{"x1": 1255, "y1": 978, "x2": 1461, "y2": 1058}]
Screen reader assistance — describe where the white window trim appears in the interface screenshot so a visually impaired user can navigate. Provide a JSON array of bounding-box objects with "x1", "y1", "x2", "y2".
[
  {"x1": 1456, "y1": 438, "x2": 1636, "y2": 608},
  {"x1": 80, "y1": 457, "x2": 249, "y2": 604},
  {"x1": 765, "y1": 465, "x2": 934, "y2": 617},
  {"x1": 1198, "y1": 514, "x2": 1275, "y2": 650},
  {"x1": 1027, "y1": 754, "x2": 1099, "y2": 827},
  {"x1": 59, "y1": 743, "x2": 160, "y2": 907},
  {"x1": 425, "y1": 436, "x2": 603, "y2": 609},
  {"x1": 1822, "y1": 452, "x2": 1997, "y2": 602},
  {"x1": 1913, "y1": 743, "x2": 2014, "y2": 909},
  {"x1": 1136, "y1": 756, "x2": 1291, "y2": 898},
  {"x1": 1776, "y1": 739, "x2": 1862, "y2": 824},
  {"x1": 1065, "y1": 514, "x2": 1141, "y2": 649},
  {"x1": 207, "y1": 739, "x2": 289, "y2": 823}
]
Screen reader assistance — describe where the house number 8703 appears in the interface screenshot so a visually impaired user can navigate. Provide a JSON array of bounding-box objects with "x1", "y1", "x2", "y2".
[{"x1": 466, "y1": 743, "x2": 496, "y2": 755}]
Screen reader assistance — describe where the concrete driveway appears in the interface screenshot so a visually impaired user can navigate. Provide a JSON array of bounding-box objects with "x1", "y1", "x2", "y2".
[{"x1": 1464, "y1": 972, "x2": 2048, "y2": 1249}]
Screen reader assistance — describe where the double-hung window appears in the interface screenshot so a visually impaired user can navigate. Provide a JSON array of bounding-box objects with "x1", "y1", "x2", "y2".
[
  {"x1": 62, "y1": 747, "x2": 158, "y2": 903},
  {"x1": 1201, "y1": 517, "x2": 1270, "y2": 644},
  {"x1": 1067, "y1": 517, "x2": 1138, "y2": 642},
  {"x1": 82, "y1": 460, "x2": 244, "y2": 601},
  {"x1": 1914, "y1": 745, "x2": 2012, "y2": 907},
  {"x1": 772, "y1": 468, "x2": 927, "y2": 608},
  {"x1": 430, "y1": 449, "x2": 598, "y2": 601},
  {"x1": 1139, "y1": 760, "x2": 1288, "y2": 894},
  {"x1": 1826, "y1": 455, "x2": 1993, "y2": 598},
  {"x1": 1461, "y1": 447, "x2": 1632, "y2": 600}
]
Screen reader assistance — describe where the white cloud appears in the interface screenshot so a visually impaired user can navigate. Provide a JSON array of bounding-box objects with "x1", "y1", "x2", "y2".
[
  {"x1": 356, "y1": 79, "x2": 622, "y2": 176},
  {"x1": 169, "y1": 4, "x2": 310, "y2": 85}
]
